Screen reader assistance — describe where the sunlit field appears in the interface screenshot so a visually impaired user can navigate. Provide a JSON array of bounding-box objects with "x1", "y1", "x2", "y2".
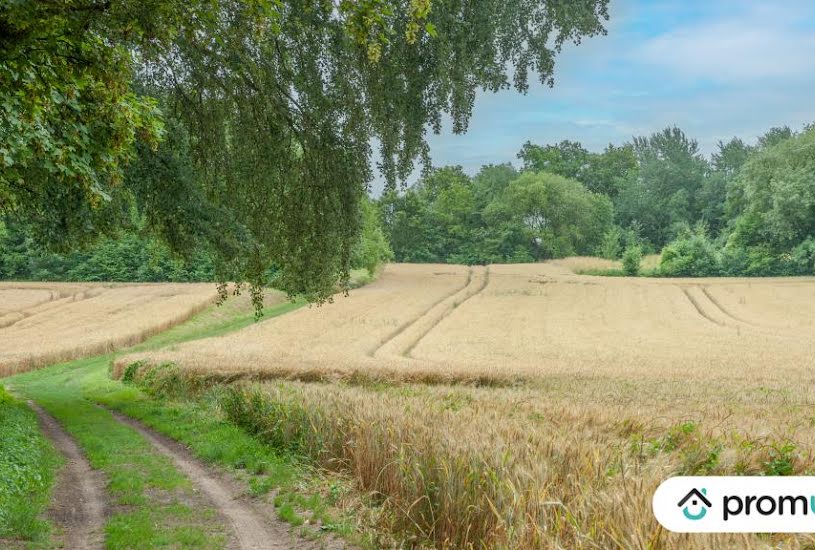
[
  {"x1": 117, "y1": 262, "x2": 815, "y2": 386},
  {"x1": 114, "y1": 261, "x2": 815, "y2": 548},
  {"x1": 0, "y1": 282, "x2": 218, "y2": 376}
]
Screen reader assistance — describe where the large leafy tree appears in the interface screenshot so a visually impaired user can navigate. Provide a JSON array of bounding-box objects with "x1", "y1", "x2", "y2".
[
  {"x1": 484, "y1": 171, "x2": 612, "y2": 259},
  {"x1": 517, "y1": 140, "x2": 636, "y2": 197},
  {"x1": 517, "y1": 140, "x2": 590, "y2": 181},
  {"x1": 728, "y1": 127, "x2": 815, "y2": 251},
  {"x1": 1, "y1": 0, "x2": 609, "y2": 302},
  {"x1": 615, "y1": 127, "x2": 709, "y2": 247},
  {"x1": 698, "y1": 137, "x2": 753, "y2": 235}
]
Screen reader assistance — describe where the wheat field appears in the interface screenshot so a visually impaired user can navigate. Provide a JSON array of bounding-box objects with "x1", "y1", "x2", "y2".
[
  {"x1": 113, "y1": 262, "x2": 815, "y2": 548},
  {"x1": 115, "y1": 262, "x2": 815, "y2": 386},
  {"x1": 0, "y1": 282, "x2": 219, "y2": 376}
]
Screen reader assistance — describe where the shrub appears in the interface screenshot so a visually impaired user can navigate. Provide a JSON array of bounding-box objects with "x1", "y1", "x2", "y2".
[
  {"x1": 659, "y1": 231, "x2": 721, "y2": 277},
  {"x1": 351, "y1": 198, "x2": 393, "y2": 276},
  {"x1": 621, "y1": 245, "x2": 642, "y2": 276},
  {"x1": 719, "y1": 245, "x2": 749, "y2": 276},
  {"x1": 791, "y1": 238, "x2": 815, "y2": 275},
  {"x1": 597, "y1": 226, "x2": 623, "y2": 259}
]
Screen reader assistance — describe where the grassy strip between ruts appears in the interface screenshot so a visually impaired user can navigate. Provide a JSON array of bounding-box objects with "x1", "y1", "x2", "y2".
[
  {"x1": 0, "y1": 386, "x2": 62, "y2": 547},
  {"x1": 93, "y1": 372, "x2": 363, "y2": 544},
  {"x1": 3, "y1": 295, "x2": 367, "y2": 548}
]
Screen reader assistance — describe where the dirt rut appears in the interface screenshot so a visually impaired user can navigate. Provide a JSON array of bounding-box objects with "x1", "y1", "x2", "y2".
[
  {"x1": 374, "y1": 265, "x2": 490, "y2": 359},
  {"x1": 108, "y1": 410, "x2": 340, "y2": 550},
  {"x1": 30, "y1": 402, "x2": 106, "y2": 550}
]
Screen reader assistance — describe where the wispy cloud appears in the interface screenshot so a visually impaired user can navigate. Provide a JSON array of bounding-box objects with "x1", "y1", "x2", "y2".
[
  {"x1": 637, "y1": 3, "x2": 815, "y2": 82},
  {"x1": 371, "y1": 1, "x2": 815, "y2": 195}
]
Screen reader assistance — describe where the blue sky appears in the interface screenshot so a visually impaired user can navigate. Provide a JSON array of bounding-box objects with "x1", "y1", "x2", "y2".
[{"x1": 372, "y1": 0, "x2": 815, "y2": 194}]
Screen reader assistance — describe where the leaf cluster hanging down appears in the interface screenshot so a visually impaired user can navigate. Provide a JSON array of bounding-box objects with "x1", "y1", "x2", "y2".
[{"x1": 1, "y1": 0, "x2": 609, "y2": 308}]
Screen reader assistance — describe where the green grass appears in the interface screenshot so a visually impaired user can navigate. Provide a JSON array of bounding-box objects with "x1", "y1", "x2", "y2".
[
  {"x1": 6, "y1": 357, "x2": 228, "y2": 549},
  {"x1": 2, "y1": 292, "x2": 363, "y2": 548},
  {"x1": 94, "y1": 375, "x2": 358, "y2": 540},
  {"x1": 576, "y1": 267, "x2": 661, "y2": 277},
  {"x1": 0, "y1": 387, "x2": 62, "y2": 546},
  {"x1": 127, "y1": 297, "x2": 306, "y2": 354}
]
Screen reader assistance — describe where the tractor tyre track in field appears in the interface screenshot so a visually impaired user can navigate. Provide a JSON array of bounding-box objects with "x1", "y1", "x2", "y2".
[
  {"x1": 370, "y1": 266, "x2": 491, "y2": 360},
  {"x1": 368, "y1": 267, "x2": 474, "y2": 357},
  {"x1": 106, "y1": 409, "x2": 339, "y2": 550},
  {"x1": 30, "y1": 402, "x2": 106, "y2": 550},
  {"x1": 679, "y1": 286, "x2": 725, "y2": 327},
  {"x1": 700, "y1": 286, "x2": 759, "y2": 327},
  {"x1": 403, "y1": 265, "x2": 490, "y2": 358}
]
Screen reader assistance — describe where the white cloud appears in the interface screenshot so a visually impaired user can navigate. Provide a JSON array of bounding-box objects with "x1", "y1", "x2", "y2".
[{"x1": 637, "y1": 4, "x2": 815, "y2": 82}]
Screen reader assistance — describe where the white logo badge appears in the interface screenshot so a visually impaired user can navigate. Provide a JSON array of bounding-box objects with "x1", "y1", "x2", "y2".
[{"x1": 654, "y1": 476, "x2": 815, "y2": 533}]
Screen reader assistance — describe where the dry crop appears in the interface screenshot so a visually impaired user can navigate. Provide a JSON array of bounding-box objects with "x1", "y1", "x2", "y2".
[
  {"x1": 115, "y1": 261, "x2": 815, "y2": 548},
  {"x1": 116, "y1": 262, "x2": 815, "y2": 387},
  {"x1": 0, "y1": 282, "x2": 220, "y2": 376}
]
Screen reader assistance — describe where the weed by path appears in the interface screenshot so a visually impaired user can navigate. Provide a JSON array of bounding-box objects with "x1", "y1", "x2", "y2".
[{"x1": 0, "y1": 386, "x2": 62, "y2": 547}]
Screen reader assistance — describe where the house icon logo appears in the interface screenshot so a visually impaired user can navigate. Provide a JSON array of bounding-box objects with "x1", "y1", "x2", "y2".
[{"x1": 678, "y1": 488, "x2": 711, "y2": 520}]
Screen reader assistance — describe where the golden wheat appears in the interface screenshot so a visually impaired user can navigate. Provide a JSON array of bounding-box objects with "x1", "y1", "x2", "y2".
[
  {"x1": 116, "y1": 262, "x2": 815, "y2": 387},
  {"x1": 0, "y1": 282, "x2": 220, "y2": 376},
  {"x1": 112, "y1": 262, "x2": 815, "y2": 548}
]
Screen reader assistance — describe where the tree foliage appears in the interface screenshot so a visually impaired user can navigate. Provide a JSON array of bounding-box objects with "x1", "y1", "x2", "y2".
[
  {"x1": 518, "y1": 140, "x2": 636, "y2": 197},
  {"x1": 727, "y1": 128, "x2": 815, "y2": 252},
  {"x1": 381, "y1": 121, "x2": 815, "y2": 278},
  {"x1": 1, "y1": 0, "x2": 610, "y2": 305},
  {"x1": 382, "y1": 166, "x2": 611, "y2": 263},
  {"x1": 485, "y1": 172, "x2": 612, "y2": 259}
]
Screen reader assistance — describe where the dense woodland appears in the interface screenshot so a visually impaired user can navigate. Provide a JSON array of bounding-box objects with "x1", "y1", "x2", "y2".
[
  {"x1": 0, "y1": 197, "x2": 391, "y2": 282},
  {"x1": 5, "y1": 123, "x2": 814, "y2": 281},
  {"x1": 381, "y1": 123, "x2": 815, "y2": 277}
]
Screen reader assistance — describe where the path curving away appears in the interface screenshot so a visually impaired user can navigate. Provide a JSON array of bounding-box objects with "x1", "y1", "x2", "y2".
[
  {"x1": 107, "y1": 409, "x2": 342, "y2": 550},
  {"x1": 30, "y1": 402, "x2": 106, "y2": 550},
  {"x1": 373, "y1": 265, "x2": 490, "y2": 360}
]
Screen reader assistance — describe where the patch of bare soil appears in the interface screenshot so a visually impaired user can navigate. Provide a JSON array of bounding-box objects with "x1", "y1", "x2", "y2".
[{"x1": 30, "y1": 402, "x2": 106, "y2": 550}]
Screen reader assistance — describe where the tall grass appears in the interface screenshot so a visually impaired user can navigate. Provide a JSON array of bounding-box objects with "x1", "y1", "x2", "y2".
[
  {"x1": 0, "y1": 387, "x2": 62, "y2": 543},
  {"x1": 120, "y1": 363, "x2": 815, "y2": 549}
]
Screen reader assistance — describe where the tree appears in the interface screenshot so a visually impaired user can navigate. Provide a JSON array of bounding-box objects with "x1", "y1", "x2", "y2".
[
  {"x1": 517, "y1": 140, "x2": 590, "y2": 181},
  {"x1": 728, "y1": 127, "x2": 815, "y2": 252},
  {"x1": 484, "y1": 172, "x2": 613, "y2": 259},
  {"x1": 712, "y1": 137, "x2": 752, "y2": 177},
  {"x1": 1, "y1": 0, "x2": 610, "y2": 305},
  {"x1": 351, "y1": 198, "x2": 393, "y2": 276},
  {"x1": 616, "y1": 127, "x2": 709, "y2": 247},
  {"x1": 757, "y1": 126, "x2": 794, "y2": 150},
  {"x1": 699, "y1": 138, "x2": 753, "y2": 235},
  {"x1": 380, "y1": 188, "x2": 439, "y2": 263},
  {"x1": 517, "y1": 140, "x2": 636, "y2": 197},
  {"x1": 0, "y1": 217, "x2": 215, "y2": 283},
  {"x1": 582, "y1": 143, "x2": 638, "y2": 198},
  {"x1": 471, "y1": 164, "x2": 519, "y2": 208}
]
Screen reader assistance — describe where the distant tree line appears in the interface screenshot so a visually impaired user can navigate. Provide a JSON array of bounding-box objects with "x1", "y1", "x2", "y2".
[
  {"x1": 5, "y1": 123, "x2": 813, "y2": 282},
  {"x1": 380, "y1": 123, "x2": 815, "y2": 277},
  {"x1": 380, "y1": 165, "x2": 612, "y2": 264},
  {"x1": 0, "y1": 198, "x2": 391, "y2": 283}
]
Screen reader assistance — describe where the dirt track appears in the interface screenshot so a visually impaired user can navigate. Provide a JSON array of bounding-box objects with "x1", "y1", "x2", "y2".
[
  {"x1": 108, "y1": 410, "x2": 343, "y2": 550},
  {"x1": 31, "y1": 402, "x2": 106, "y2": 550}
]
